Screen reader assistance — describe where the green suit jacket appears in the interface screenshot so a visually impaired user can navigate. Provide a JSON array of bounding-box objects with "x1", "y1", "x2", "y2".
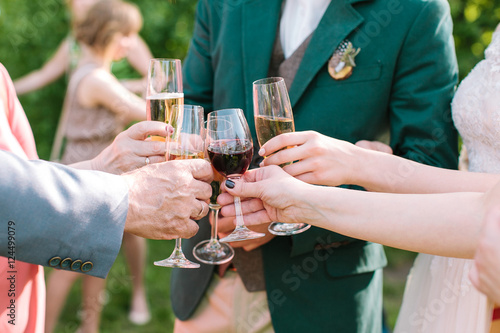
[{"x1": 171, "y1": 0, "x2": 458, "y2": 331}]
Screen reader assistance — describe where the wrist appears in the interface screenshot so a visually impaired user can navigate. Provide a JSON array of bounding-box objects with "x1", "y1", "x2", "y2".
[
  {"x1": 122, "y1": 173, "x2": 136, "y2": 234},
  {"x1": 306, "y1": 185, "x2": 346, "y2": 231},
  {"x1": 345, "y1": 145, "x2": 370, "y2": 186},
  {"x1": 292, "y1": 183, "x2": 327, "y2": 225}
]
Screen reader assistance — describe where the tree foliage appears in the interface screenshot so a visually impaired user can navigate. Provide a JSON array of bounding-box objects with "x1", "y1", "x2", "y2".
[
  {"x1": 450, "y1": 0, "x2": 500, "y2": 78},
  {"x1": 0, "y1": 0, "x2": 498, "y2": 159},
  {"x1": 0, "y1": 0, "x2": 197, "y2": 158}
]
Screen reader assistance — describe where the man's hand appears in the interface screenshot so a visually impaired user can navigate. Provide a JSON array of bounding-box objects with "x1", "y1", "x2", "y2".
[
  {"x1": 91, "y1": 121, "x2": 170, "y2": 175},
  {"x1": 122, "y1": 159, "x2": 213, "y2": 240}
]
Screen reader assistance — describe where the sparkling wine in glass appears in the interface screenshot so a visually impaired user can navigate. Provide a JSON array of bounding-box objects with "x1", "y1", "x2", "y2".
[
  {"x1": 253, "y1": 77, "x2": 311, "y2": 236},
  {"x1": 146, "y1": 58, "x2": 184, "y2": 141},
  {"x1": 154, "y1": 105, "x2": 204, "y2": 269},
  {"x1": 206, "y1": 109, "x2": 265, "y2": 242}
]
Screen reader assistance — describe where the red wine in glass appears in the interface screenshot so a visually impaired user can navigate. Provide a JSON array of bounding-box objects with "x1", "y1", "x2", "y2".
[
  {"x1": 207, "y1": 139, "x2": 253, "y2": 178},
  {"x1": 206, "y1": 108, "x2": 265, "y2": 242}
]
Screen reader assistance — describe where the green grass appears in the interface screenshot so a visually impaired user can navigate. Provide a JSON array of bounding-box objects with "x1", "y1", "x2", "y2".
[{"x1": 52, "y1": 242, "x2": 416, "y2": 332}]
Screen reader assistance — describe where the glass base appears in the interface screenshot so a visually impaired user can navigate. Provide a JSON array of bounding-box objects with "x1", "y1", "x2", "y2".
[
  {"x1": 193, "y1": 240, "x2": 235, "y2": 265},
  {"x1": 154, "y1": 256, "x2": 200, "y2": 269},
  {"x1": 219, "y1": 225, "x2": 266, "y2": 242},
  {"x1": 268, "y1": 222, "x2": 311, "y2": 236}
]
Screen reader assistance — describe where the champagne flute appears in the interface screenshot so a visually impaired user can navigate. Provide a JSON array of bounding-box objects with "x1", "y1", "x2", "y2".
[
  {"x1": 192, "y1": 163, "x2": 235, "y2": 265},
  {"x1": 146, "y1": 58, "x2": 184, "y2": 141},
  {"x1": 154, "y1": 105, "x2": 204, "y2": 269},
  {"x1": 253, "y1": 77, "x2": 311, "y2": 236},
  {"x1": 206, "y1": 109, "x2": 265, "y2": 242}
]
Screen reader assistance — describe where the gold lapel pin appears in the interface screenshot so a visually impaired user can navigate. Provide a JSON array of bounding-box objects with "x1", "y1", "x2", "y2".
[{"x1": 328, "y1": 40, "x2": 360, "y2": 80}]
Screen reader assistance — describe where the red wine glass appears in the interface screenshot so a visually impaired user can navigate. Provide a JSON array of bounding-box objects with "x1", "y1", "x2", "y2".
[{"x1": 206, "y1": 109, "x2": 265, "y2": 242}]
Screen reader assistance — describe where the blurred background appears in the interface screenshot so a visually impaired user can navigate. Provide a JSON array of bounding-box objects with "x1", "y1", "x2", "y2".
[{"x1": 0, "y1": 0, "x2": 499, "y2": 332}]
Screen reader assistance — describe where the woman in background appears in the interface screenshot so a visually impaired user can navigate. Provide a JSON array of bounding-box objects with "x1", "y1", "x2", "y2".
[
  {"x1": 45, "y1": 1, "x2": 151, "y2": 332},
  {"x1": 13, "y1": 0, "x2": 152, "y2": 96}
]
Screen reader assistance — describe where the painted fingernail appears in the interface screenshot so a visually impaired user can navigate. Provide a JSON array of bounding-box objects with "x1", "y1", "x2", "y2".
[
  {"x1": 258, "y1": 148, "x2": 265, "y2": 156},
  {"x1": 225, "y1": 179, "x2": 235, "y2": 189}
]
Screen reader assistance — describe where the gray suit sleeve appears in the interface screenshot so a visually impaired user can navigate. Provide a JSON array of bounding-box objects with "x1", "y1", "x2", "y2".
[{"x1": 0, "y1": 150, "x2": 129, "y2": 278}]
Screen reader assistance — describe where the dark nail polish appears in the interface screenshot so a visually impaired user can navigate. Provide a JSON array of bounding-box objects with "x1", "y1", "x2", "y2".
[{"x1": 225, "y1": 179, "x2": 235, "y2": 189}]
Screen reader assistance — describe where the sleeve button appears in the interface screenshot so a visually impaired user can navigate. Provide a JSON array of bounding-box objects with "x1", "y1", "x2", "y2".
[
  {"x1": 81, "y1": 261, "x2": 93, "y2": 273},
  {"x1": 71, "y1": 260, "x2": 82, "y2": 271},
  {"x1": 48, "y1": 256, "x2": 61, "y2": 267},
  {"x1": 60, "y1": 258, "x2": 72, "y2": 269}
]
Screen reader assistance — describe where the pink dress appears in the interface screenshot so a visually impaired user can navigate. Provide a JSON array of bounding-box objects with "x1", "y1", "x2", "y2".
[{"x1": 0, "y1": 63, "x2": 45, "y2": 332}]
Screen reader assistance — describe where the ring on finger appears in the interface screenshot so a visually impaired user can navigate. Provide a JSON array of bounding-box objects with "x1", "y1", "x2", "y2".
[
  {"x1": 145, "y1": 157, "x2": 150, "y2": 165},
  {"x1": 194, "y1": 201, "x2": 209, "y2": 219}
]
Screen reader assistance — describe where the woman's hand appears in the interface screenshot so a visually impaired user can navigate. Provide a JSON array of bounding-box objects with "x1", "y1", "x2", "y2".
[
  {"x1": 259, "y1": 131, "x2": 363, "y2": 186},
  {"x1": 218, "y1": 166, "x2": 316, "y2": 227},
  {"x1": 470, "y1": 207, "x2": 500, "y2": 304},
  {"x1": 91, "y1": 121, "x2": 170, "y2": 175},
  {"x1": 470, "y1": 180, "x2": 500, "y2": 303}
]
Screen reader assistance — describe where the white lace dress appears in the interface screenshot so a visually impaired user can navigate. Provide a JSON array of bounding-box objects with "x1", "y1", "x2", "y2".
[{"x1": 393, "y1": 31, "x2": 500, "y2": 333}]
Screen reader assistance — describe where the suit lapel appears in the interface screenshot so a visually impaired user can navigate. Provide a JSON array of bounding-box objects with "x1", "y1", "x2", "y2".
[
  {"x1": 241, "y1": 0, "x2": 283, "y2": 115},
  {"x1": 288, "y1": 0, "x2": 367, "y2": 107}
]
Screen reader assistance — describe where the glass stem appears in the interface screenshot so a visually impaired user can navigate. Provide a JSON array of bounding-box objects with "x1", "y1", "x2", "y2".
[
  {"x1": 234, "y1": 196, "x2": 245, "y2": 228},
  {"x1": 173, "y1": 238, "x2": 184, "y2": 257},
  {"x1": 209, "y1": 204, "x2": 221, "y2": 243},
  {"x1": 208, "y1": 204, "x2": 221, "y2": 249}
]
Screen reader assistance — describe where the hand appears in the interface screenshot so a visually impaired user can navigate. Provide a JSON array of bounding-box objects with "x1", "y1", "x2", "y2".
[
  {"x1": 470, "y1": 180, "x2": 500, "y2": 303},
  {"x1": 219, "y1": 166, "x2": 315, "y2": 227},
  {"x1": 218, "y1": 195, "x2": 272, "y2": 228},
  {"x1": 91, "y1": 121, "x2": 170, "y2": 175},
  {"x1": 122, "y1": 159, "x2": 213, "y2": 240},
  {"x1": 259, "y1": 131, "x2": 362, "y2": 186},
  {"x1": 469, "y1": 207, "x2": 500, "y2": 304}
]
